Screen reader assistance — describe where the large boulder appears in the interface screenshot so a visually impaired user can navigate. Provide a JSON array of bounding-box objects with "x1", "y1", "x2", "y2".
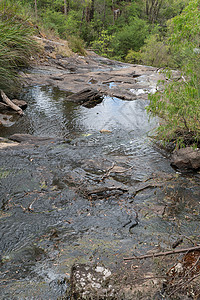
[
  {"x1": 171, "y1": 147, "x2": 200, "y2": 170},
  {"x1": 66, "y1": 88, "x2": 103, "y2": 108},
  {"x1": 70, "y1": 263, "x2": 117, "y2": 299}
]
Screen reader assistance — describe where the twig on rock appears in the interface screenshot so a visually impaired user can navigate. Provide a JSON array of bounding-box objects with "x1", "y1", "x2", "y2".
[{"x1": 123, "y1": 245, "x2": 200, "y2": 261}]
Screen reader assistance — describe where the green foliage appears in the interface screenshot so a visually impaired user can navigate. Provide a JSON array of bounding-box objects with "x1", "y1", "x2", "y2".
[
  {"x1": 68, "y1": 36, "x2": 86, "y2": 56},
  {"x1": 125, "y1": 50, "x2": 142, "y2": 64},
  {"x1": 167, "y1": 0, "x2": 200, "y2": 67},
  {"x1": 64, "y1": 10, "x2": 82, "y2": 36},
  {"x1": 0, "y1": 1, "x2": 39, "y2": 93},
  {"x1": 140, "y1": 34, "x2": 172, "y2": 67},
  {"x1": 91, "y1": 30, "x2": 114, "y2": 57},
  {"x1": 147, "y1": 0, "x2": 200, "y2": 148},
  {"x1": 41, "y1": 9, "x2": 68, "y2": 37},
  {"x1": 111, "y1": 18, "x2": 149, "y2": 59},
  {"x1": 147, "y1": 76, "x2": 200, "y2": 148}
]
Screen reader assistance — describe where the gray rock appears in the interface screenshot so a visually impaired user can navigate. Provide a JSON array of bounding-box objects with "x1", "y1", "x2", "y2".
[
  {"x1": 171, "y1": 147, "x2": 200, "y2": 170},
  {"x1": 66, "y1": 88, "x2": 103, "y2": 107},
  {"x1": 9, "y1": 133, "x2": 59, "y2": 145},
  {"x1": 70, "y1": 263, "x2": 117, "y2": 299}
]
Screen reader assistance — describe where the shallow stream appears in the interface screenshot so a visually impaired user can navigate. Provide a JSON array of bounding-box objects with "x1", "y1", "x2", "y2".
[{"x1": 0, "y1": 69, "x2": 200, "y2": 299}]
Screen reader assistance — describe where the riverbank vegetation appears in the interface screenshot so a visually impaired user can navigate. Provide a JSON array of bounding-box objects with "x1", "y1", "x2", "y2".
[
  {"x1": 147, "y1": 0, "x2": 200, "y2": 148},
  {"x1": 0, "y1": 1, "x2": 39, "y2": 93}
]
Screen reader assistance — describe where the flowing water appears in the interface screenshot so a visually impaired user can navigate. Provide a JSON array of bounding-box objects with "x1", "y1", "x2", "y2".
[{"x1": 0, "y1": 74, "x2": 200, "y2": 299}]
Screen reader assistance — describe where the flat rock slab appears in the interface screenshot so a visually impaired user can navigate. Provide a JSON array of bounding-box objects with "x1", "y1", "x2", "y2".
[
  {"x1": 23, "y1": 53, "x2": 164, "y2": 101},
  {"x1": 171, "y1": 147, "x2": 200, "y2": 170}
]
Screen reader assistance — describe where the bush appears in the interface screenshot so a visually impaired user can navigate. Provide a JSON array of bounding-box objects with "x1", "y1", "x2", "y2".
[
  {"x1": 147, "y1": 0, "x2": 200, "y2": 148},
  {"x1": 147, "y1": 73, "x2": 200, "y2": 148},
  {"x1": 111, "y1": 18, "x2": 149, "y2": 60},
  {"x1": 125, "y1": 50, "x2": 142, "y2": 64},
  {"x1": 91, "y1": 30, "x2": 114, "y2": 57},
  {"x1": 68, "y1": 35, "x2": 86, "y2": 56},
  {"x1": 141, "y1": 34, "x2": 173, "y2": 68}
]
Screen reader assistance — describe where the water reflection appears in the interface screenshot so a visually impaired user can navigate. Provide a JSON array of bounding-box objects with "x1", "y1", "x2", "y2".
[{"x1": 0, "y1": 86, "x2": 158, "y2": 139}]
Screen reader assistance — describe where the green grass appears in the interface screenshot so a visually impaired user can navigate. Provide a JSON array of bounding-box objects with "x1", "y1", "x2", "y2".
[{"x1": 0, "y1": 1, "x2": 39, "y2": 94}]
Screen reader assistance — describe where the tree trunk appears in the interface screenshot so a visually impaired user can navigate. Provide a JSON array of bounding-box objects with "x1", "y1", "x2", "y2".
[
  {"x1": 89, "y1": 0, "x2": 95, "y2": 21},
  {"x1": 112, "y1": 0, "x2": 115, "y2": 24},
  {"x1": 64, "y1": 0, "x2": 67, "y2": 15},
  {"x1": 85, "y1": 0, "x2": 95, "y2": 22},
  {"x1": 103, "y1": 0, "x2": 106, "y2": 27},
  {"x1": 34, "y1": 0, "x2": 38, "y2": 20}
]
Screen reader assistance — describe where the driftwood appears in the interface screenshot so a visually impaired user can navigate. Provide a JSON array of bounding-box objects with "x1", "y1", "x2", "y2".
[
  {"x1": 0, "y1": 90, "x2": 23, "y2": 115},
  {"x1": 123, "y1": 245, "x2": 200, "y2": 261}
]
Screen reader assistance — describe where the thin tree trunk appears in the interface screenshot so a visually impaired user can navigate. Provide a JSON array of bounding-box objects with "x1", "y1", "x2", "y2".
[
  {"x1": 34, "y1": 0, "x2": 38, "y2": 20},
  {"x1": 64, "y1": 0, "x2": 67, "y2": 15},
  {"x1": 112, "y1": 0, "x2": 115, "y2": 24},
  {"x1": 89, "y1": 0, "x2": 95, "y2": 21},
  {"x1": 103, "y1": 0, "x2": 106, "y2": 27}
]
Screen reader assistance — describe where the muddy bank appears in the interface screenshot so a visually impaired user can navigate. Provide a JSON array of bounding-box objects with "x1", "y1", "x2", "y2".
[{"x1": 0, "y1": 53, "x2": 200, "y2": 299}]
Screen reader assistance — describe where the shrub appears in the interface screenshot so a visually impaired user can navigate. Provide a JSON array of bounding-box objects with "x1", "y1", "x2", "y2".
[
  {"x1": 111, "y1": 18, "x2": 149, "y2": 59},
  {"x1": 147, "y1": 0, "x2": 200, "y2": 148},
  {"x1": 125, "y1": 50, "x2": 142, "y2": 64},
  {"x1": 140, "y1": 34, "x2": 173, "y2": 68},
  {"x1": 91, "y1": 30, "x2": 114, "y2": 57},
  {"x1": 68, "y1": 36, "x2": 86, "y2": 56}
]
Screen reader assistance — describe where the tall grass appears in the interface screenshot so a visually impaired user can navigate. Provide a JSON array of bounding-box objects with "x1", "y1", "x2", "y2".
[{"x1": 0, "y1": 1, "x2": 39, "y2": 94}]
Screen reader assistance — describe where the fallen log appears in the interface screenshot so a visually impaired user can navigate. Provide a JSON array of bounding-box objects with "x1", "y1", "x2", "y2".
[
  {"x1": 0, "y1": 90, "x2": 23, "y2": 115},
  {"x1": 123, "y1": 245, "x2": 200, "y2": 261}
]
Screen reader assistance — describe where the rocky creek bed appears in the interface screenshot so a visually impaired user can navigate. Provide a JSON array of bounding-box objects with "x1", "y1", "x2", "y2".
[{"x1": 0, "y1": 52, "x2": 200, "y2": 299}]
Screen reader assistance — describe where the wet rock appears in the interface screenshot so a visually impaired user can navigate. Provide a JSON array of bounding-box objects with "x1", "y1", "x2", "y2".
[
  {"x1": 171, "y1": 147, "x2": 200, "y2": 170},
  {"x1": 9, "y1": 133, "x2": 58, "y2": 145},
  {"x1": 0, "y1": 137, "x2": 19, "y2": 149},
  {"x1": 66, "y1": 87, "x2": 103, "y2": 107},
  {"x1": 0, "y1": 102, "x2": 8, "y2": 111},
  {"x1": 70, "y1": 263, "x2": 117, "y2": 299}
]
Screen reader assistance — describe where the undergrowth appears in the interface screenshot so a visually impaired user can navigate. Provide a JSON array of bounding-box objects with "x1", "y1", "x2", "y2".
[
  {"x1": 147, "y1": 0, "x2": 200, "y2": 149},
  {"x1": 0, "y1": 1, "x2": 39, "y2": 94}
]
